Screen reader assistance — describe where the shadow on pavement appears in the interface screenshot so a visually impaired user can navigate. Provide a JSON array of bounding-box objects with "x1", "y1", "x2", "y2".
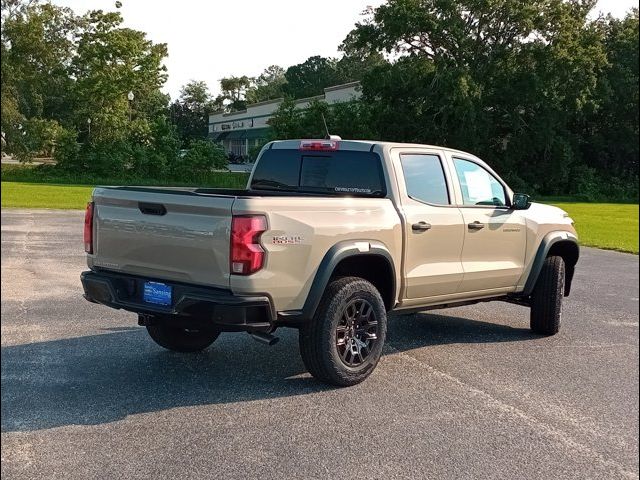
[
  {"x1": 388, "y1": 311, "x2": 537, "y2": 347},
  {"x1": 2, "y1": 312, "x2": 536, "y2": 432}
]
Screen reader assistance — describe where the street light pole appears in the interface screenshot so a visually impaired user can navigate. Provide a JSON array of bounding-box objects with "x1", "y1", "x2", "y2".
[
  {"x1": 127, "y1": 91, "x2": 134, "y2": 122},
  {"x1": 87, "y1": 118, "x2": 91, "y2": 140}
]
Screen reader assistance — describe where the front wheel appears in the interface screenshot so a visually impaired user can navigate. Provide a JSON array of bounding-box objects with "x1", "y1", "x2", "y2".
[
  {"x1": 530, "y1": 255, "x2": 565, "y2": 335},
  {"x1": 299, "y1": 277, "x2": 387, "y2": 387},
  {"x1": 146, "y1": 324, "x2": 220, "y2": 352}
]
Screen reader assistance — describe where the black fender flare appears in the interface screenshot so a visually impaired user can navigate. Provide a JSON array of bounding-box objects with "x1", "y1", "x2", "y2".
[
  {"x1": 297, "y1": 240, "x2": 397, "y2": 321},
  {"x1": 522, "y1": 231, "x2": 579, "y2": 297}
]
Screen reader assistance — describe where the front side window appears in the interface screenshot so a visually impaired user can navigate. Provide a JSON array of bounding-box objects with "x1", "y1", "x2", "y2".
[
  {"x1": 453, "y1": 158, "x2": 507, "y2": 207},
  {"x1": 400, "y1": 154, "x2": 450, "y2": 205}
]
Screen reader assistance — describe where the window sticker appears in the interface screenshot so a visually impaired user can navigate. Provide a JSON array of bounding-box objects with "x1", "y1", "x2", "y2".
[{"x1": 463, "y1": 169, "x2": 492, "y2": 203}]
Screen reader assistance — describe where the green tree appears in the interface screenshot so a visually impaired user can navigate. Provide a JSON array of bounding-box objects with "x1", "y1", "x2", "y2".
[
  {"x1": 284, "y1": 56, "x2": 343, "y2": 99},
  {"x1": 246, "y1": 65, "x2": 287, "y2": 104},
  {"x1": 1, "y1": 0, "x2": 78, "y2": 154},
  {"x1": 268, "y1": 98, "x2": 302, "y2": 139},
  {"x1": 346, "y1": 0, "x2": 615, "y2": 195},
  {"x1": 1, "y1": 1, "x2": 78, "y2": 121},
  {"x1": 173, "y1": 139, "x2": 227, "y2": 180},
  {"x1": 72, "y1": 9, "x2": 169, "y2": 144},
  {"x1": 337, "y1": 33, "x2": 388, "y2": 82},
  {"x1": 269, "y1": 98, "x2": 373, "y2": 140},
  {"x1": 217, "y1": 75, "x2": 251, "y2": 111},
  {"x1": 170, "y1": 80, "x2": 218, "y2": 147},
  {"x1": 583, "y1": 10, "x2": 639, "y2": 181}
]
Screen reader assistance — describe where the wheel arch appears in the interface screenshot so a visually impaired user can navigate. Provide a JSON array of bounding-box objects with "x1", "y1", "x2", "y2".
[
  {"x1": 300, "y1": 241, "x2": 398, "y2": 321},
  {"x1": 523, "y1": 232, "x2": 580, "y2": 297}
]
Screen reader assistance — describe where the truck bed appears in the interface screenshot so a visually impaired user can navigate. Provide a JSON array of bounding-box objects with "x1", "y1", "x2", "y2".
[{"x1": 88, "y1": 185, "x2": 402, "y2": 312}]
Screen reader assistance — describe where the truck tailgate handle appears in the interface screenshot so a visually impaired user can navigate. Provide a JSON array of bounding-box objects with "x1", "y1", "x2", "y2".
[
  {"x1": 139, "y1": 202, "x2": 167, "y2": 216},
  {"x1": 412, "y1": 221, "x2": 432, "y2": 232}
]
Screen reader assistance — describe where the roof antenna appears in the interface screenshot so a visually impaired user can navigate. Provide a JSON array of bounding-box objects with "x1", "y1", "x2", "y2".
[{"x1": 321, "y1": 112, "x2": 341, "y2": 141}]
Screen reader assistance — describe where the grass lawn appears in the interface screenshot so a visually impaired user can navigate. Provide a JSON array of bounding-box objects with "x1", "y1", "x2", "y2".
[
  {"x1": 2, "y1": 181, "x2": 637, "y2": 254},
  {"x1": 2, "y1": 182, "x2": 94, "y2": 209},
  {"x1": 551, "y1": 202, "x2": 638, "y2": 254}
]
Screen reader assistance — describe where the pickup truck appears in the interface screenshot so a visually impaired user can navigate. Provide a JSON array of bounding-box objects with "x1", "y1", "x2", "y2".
[{"x1": 81, "y1": 139, "x2": 579, "y2": 386}]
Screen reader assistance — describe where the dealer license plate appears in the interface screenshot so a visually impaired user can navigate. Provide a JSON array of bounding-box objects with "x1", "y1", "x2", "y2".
[{"x1": 143, "y1": 281, "x2": 172, "y2": 306}]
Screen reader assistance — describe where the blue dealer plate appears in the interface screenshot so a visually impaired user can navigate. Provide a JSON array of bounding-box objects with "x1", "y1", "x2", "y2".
[{"x1": 143, "y1": 281, "x2": 172, "y2": 306}]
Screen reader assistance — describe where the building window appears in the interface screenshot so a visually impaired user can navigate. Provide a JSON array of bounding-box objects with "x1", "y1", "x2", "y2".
[{"x1": 230, "y1": 139, "x2": 246, "y2": 157}]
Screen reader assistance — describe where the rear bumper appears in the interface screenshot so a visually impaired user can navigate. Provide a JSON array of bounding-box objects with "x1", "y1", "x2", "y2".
[{"x1": 81, "y1": 270, "x2": 274, "y2": 332}]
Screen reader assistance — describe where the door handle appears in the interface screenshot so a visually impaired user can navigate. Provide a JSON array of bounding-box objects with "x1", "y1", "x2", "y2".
[
  {"x1": 412, "y1": 221, "x2": 432, "y2": 232},
  {"x1": 468, "y1": 221, "x2": 485, "y2": 230}
]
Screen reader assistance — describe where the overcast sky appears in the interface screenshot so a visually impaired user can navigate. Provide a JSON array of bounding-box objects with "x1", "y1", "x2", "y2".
[{"x1": 51, "y1": 0, "x2": 639, "y2": 99}]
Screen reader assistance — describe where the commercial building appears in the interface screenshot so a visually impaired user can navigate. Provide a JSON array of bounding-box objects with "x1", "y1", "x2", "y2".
[{"x1": 208, "y1": 82, "x2": 361, "y2": 158}]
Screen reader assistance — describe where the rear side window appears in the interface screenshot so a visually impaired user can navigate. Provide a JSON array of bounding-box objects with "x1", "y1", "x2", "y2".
[
  {"x1": 251, "y1": 149, "x2": 386, "y2": 197},
  {"x1": 400, "y1": 154, "x2": 450, "y2": 205}
]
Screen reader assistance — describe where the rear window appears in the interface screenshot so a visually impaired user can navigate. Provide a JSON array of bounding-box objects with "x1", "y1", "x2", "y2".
[{"x1": 251, "y1": 149, "x2": 386, "y2": 197}]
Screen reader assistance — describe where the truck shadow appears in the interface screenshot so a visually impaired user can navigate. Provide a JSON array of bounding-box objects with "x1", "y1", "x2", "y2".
[{"x1": 2, "y1": 312, "x2": 536, "y2": 433}]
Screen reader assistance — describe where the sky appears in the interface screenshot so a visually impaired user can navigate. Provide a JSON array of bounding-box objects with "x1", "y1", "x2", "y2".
[{"x1": 51, "y1": 0, "x2": 639, "y2": 99}]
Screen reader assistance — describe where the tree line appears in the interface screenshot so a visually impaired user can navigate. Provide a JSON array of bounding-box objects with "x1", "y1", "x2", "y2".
[
  {"x1": 268, "y1": 0, "x2": 639, "y2": 201},
  {"x1": 1, "y1": 0, "x2": 638, "y2": 200}
]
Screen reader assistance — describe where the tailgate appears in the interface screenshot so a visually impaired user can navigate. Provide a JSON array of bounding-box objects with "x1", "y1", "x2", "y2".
[{"x1": 89, "y1": 187, "x2": 234, "y2": 288}]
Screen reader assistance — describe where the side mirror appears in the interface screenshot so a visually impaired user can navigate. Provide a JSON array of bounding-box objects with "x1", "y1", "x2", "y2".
[{"x1": 512, "y1": 193, "x2": 531, "y2": 210}]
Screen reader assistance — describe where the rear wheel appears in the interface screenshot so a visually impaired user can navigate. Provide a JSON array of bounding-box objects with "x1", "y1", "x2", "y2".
[
  {"x1": 146, "y1": 324, "x2": 220, "y2": 352},
  {"x1": 530, "y1": 255, "x2": 565, "y2": 335},
  {"x1": 299, "y1": 277, "x2": 387, "y2": 387}
]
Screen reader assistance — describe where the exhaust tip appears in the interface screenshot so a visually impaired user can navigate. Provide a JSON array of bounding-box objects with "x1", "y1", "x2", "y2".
[{"x1": 249, "y1": 332, "x2": 279, "y2": 346}]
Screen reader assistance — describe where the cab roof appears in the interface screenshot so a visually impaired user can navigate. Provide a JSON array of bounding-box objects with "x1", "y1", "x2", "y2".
[{"x1": 268, "y1": 139, "x2": 480, "y2": 160}]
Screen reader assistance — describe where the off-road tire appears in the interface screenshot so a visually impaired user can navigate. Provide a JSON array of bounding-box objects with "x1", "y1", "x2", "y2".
[
  {"x1": 299, "y1": 276, "x2": 387, "y2": 387},
  {"x1": 530, "y1": 255, "x2": 565, "y2": 335},
  {"x1": 146, "y1": 324, "x2": 220, "y2": 352}
]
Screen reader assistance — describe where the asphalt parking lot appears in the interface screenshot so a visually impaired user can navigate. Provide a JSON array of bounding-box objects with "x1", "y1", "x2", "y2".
[{"x1": 1, "y1": 209, "x2": 638, "y2": 479}]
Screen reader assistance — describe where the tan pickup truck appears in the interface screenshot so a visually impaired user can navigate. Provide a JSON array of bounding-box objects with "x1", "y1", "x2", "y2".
[{"x1": 81, "y1": 139, "x2": 579, "y2": 386}]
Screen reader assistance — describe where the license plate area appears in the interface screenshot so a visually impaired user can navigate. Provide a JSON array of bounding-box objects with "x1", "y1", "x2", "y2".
[{"x1": 143, "y1": 281, "x2": 172, "y2": 306}]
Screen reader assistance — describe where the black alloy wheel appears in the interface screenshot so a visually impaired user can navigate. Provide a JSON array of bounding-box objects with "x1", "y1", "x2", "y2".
[{"x1": 335, "y1": 298, "x2": 380, "y2": 367}]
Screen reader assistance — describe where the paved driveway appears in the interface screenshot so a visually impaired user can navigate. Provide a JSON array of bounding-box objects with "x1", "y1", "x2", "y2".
[{"x1": 1, "y1": 209, "x2": 638, "y2": 479}]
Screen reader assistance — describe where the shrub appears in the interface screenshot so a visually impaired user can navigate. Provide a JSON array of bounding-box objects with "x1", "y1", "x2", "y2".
[
  {"x1": 82, "y1": 141, "x2": 130, "y2": 176},
  {"x1": 173, "y1": 140, "x2": 226, "y2": 179},
  {"x1": 53, "y1": 128, "x2": 81, "y2": 170},
  {"x1": 569, "y1": 165, "x2": 639, "y2": 202},
  {"x1": 10, "y1": 119, "x2": 65, "y2": 162},
  {"x1": 572, "y1": 166, "x2": 602, "y2": 201},
  {"x1": 129, "y1": 144, "x2": 168, "y2": 178}
]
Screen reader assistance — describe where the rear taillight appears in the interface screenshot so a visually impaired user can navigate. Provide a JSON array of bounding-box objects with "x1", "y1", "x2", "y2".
[
  {"x1": 230, "y1": 215, "x2": 267, "y2": 275},
  {"x1": 84, "y1": 201, "x2": 94, "y2": 254}
]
